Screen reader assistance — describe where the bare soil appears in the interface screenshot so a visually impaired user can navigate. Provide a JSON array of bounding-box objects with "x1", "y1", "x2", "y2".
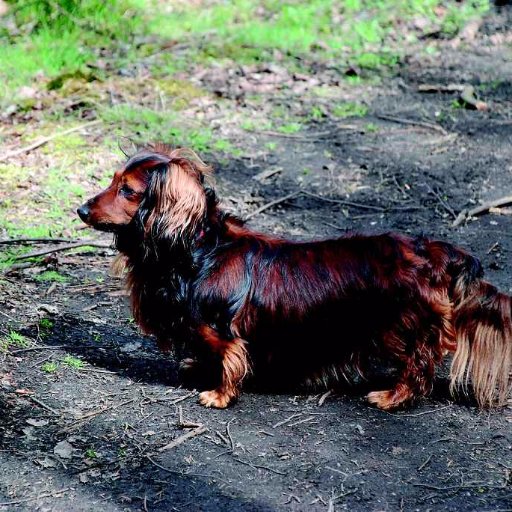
[{"x1": 1, "y1": 8, "x2": 512, "y2": 512}]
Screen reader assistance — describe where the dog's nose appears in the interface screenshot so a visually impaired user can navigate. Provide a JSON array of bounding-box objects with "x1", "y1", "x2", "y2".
[{"x1": 77, "y1": 204, "x2": 90, "y2": 222}]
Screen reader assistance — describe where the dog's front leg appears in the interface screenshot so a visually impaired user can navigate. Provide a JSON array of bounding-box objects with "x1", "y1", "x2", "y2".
[{"x1": 196, "y1": 325, "x2": 250, "y2": 408}]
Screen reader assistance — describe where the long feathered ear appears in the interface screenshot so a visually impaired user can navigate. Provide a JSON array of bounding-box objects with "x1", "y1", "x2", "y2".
[{"x1": 144, "y1": 147, "x2": 212, "y2": 240}]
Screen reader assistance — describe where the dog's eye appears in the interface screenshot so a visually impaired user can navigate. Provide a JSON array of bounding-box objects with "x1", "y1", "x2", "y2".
[{"x1": 120, "y1": 185, "x2": 135, "y2": 197}]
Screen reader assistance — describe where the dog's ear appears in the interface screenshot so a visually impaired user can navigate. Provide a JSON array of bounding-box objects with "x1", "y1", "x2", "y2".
[{"x1": 144, "y1": 148, "x2": 211, "y2": 240}]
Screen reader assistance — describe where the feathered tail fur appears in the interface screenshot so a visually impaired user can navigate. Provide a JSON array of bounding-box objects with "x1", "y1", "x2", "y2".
[{"x1": 448, "y1": 250, "x2": 512, "y2": 407}]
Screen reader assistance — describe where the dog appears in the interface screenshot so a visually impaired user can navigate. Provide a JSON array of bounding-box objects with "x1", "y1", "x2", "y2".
[{"x1": 78, "y1": 144, "x2": 512, "y2": 410}]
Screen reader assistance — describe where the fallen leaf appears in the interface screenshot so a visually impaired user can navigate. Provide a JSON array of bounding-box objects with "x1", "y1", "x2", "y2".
[
  {"x1": 54, "y1": 440, "x2": 75, "y2": 459},
  {"x1": 26, "y1": 418, "x2": 49, "y2": 427}
]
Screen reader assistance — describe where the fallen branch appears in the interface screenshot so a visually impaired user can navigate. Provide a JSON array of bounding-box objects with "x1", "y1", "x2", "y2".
[
  {"x1": 0, "y1": 120, "x2": 101, "y2": 163},
  {"x1": 376, "y1": 114, "x2": 448, "y2": 135},
  {"x1": 26, "y1": 395, "x2": 61, "y2": 416},
  {"x1": 158, "y1": 425, "x2": 207, "y2": 452},
  {"x1": 417, "y1": 83, "x2": 465, "y2": 93},
  {"x1": 61, "y1": 398, "x2": 137, "y2": 432},
  {"x1": 14, "y1": 241, "x2": 112, "y2": 261},
  {"x1": 301, "y1": 191, "x2": 385, "y2": 211},
  {"x1": 0, "y1": 238, "x2": 77, "y2": 245},
  {"x1": 245, "y1": 189, "x2": 386, "y2": 220},
  {"x1": 0, "y1": 488, "x2": 72, "y2": 507},
  {"x1": 232, "y1": 456, "x2": 286, "y2": 475},
  {"x1": 245, "y1": 191, "x2": 300, "y2": 220},
  {"x1": 452, "y1": 195, "x2": 512, "y2": 227},
  {"x1": 273, "y1": 413, "x2": 303, "y2": 429}
]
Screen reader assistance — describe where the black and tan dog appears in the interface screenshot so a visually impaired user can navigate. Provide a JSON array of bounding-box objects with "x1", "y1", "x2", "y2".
[{"x1": 78, "y1": 144, "x2": 512, "y2": 410}]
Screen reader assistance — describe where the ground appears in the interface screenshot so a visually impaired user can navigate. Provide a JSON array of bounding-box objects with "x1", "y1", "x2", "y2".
[{"x1": 0, "y1": 2, "x2": 511, "y2": 511}]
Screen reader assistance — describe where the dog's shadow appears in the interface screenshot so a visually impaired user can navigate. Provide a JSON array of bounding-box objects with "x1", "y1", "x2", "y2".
[
  {"x1": 22, "y1": 315, "x2": 180, "y2": 387},
  {"x1": 20, "y1": 316, "x2": 473, "y2": 407}
]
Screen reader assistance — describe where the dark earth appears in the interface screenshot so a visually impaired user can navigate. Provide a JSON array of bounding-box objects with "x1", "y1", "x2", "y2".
[{"x1": 1, "y1": 7, "x2": 512, "y2": 512}]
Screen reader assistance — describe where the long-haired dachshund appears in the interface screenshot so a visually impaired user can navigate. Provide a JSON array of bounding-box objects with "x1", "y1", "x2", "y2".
[{"x1": 78, "y1": 144, "x2": 512, "y2": 410}]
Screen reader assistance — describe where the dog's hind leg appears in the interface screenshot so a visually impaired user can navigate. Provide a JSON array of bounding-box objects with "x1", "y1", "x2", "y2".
[{"x1": 196, "y1": 325, "x2": 250, "y2": 408}]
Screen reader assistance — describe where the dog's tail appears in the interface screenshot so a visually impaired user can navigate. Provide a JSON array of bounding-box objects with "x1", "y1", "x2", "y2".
[{"x1": 439, "y1": 243, "x2": 512, "y2": 407}]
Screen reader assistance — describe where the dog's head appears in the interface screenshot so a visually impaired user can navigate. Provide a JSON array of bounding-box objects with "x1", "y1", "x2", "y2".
[{"x1": 78, "y1": 145, "x2": 212, "y2": 239}]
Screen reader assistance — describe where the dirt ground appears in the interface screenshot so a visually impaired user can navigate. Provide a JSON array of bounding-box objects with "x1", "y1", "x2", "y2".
[{"x1": 1, "y1": 7, "x2": 512, "y2": 512}]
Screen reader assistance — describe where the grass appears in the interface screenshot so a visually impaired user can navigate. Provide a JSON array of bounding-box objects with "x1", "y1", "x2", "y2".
[
  {"x1": 149, "y1": 0, "x2": 489, "y2": 66},
  {"x1": 41, "y1": 361, "x2": 58, "y2": 373},
  {"x1": 62, "y1": 355, "x2": 85, "y2": 369},
  {"x1": 0, "y1": 0, "x2": 492, "y2": 240},
  {"x1": 331, "y1": 102, "x2": 368, "y2": 118},
  {"x1": 1, "y1": 330, "x2": 31, "y2": 351},
  {"x1": 34, "y1": 270, "x2": 68, "y2": 283}
]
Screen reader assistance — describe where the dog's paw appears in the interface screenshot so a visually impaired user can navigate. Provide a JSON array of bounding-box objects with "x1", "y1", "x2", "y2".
[
  {"x1": 367, "y1": 390, "x2": 398, "y2": 410},
  {"x1": 198, "y1": 389, "x2": 231, "y2": 409},
  {"x1": 367, "y1": 386, "x2": 413, "y2": 410}
]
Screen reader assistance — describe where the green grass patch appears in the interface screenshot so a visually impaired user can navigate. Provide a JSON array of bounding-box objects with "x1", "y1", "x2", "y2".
[
  {"x1": 62, "y1": 355, "x2": 85, "y2": 369},
  {"x1": 101, "y1": 104, "x2": 236, "y2": 154},
  {"x1": 148, "y1": 0, "x2": 490, "y2": 68},
  {"x1": 331, "y1": 102, "x2": 368, "y2": 118},
  {"x1": 277, "y1": 122, "x2": 302, "y2": 134},
  {"x1": 0, "y1": 0, "x2": 145, "y2": 96},
  {"x1": 41, "y1": 361, "x2": 59, "y2": 373},
  {"x1": 1, "y1": 330, "x2": 31, "y2": 351},
  {"x1": 34, "y1": 270, "x2": 68, "y2": 283}
]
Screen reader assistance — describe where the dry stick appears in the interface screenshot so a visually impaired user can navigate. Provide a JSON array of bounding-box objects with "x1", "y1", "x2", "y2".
[
  {"x1": 273, "y1": 412, "x2": 303, "y2": 429},
  {"x1": 146, "y1": 455, "x2": 181, "y2": 474},
  {"x1": 426, "y1": 185, "x2": 457, "y2": 219},
  {"x1": 26, "y1": 395, "x2": 61, "y2": 416},
  {"x1": 245, "y1": 189, "x2": 385, "y2": 220},
  {"x1": 14, "y1": 241, "x2": 112, "y2": 261},
  {"x1": 226, "y1": 418, "x2": 235, "y2": 452},
  {"x1": 376, "y1": 114, "x2": 448, "y2": 135},
  {"x1": 301, "y1": 190, "x2": 385, "y2": 211},
  {"x1": 0, "y1": 488, "x2": 72, "y2": 507},
  {"x1": 0, "y1": 238, "x2": 78, "y2": 245},
  {"x1": 158, "y1": 425, "x2": 207, "y2": 452},
  {"x1": 0, "y1": 120, "x2": 101, "y2": 163},
  {"x1": 12, "y1": 344, "x2": 98, "y2": 354},
  {"x1": 245, "y1": 191, "x2": 301, "y2": 220},
  {"x1": 418, "y1": 454, "x2": 433, "y2": 471},
  {"x1": 232, "y1": 456, "x2": 286, "y2": 476},
  {"x1": 62, "y1": 398, "x2": 137, "y2": 432},
  {"x1": 452, "y1": 195, "x2": 512, "y2": 227}
]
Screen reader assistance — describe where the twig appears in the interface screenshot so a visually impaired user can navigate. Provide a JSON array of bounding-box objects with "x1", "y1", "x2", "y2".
[
  {"x1": 0, "y1": 487, "x2": 72, "y2": 507},
  {"x1": 318, "y1": 390, "x2": 333, "y2": 406},
  {"x1": 62, "y1": 398, "x2": 136, "y2": 431},
  {"x1": 376, "y1": 114, "x2": 448, "y2": 135},
  {"x1": 245, "y1": 189, "x2": 387, "y2": 220},
  {"x1": 399, "y1": 405, "x2": 451, "y2": 417},
  {"x1": 145, "y1": 455, "x2": 181, "y2": 474},
  {"x1": 11, "y1": 344, "x2": 97, "y2": 354},
  {"x1": 245, "y1": 191, "x2": 300, "y2": 220},
  {"x1": 232, "y1": 456, "x2": 286, "y2": 475},
  {"x1": 426, "y1": 185, "x2": 457, "y2": 219},
  {"x1": 25, "y1": 395, "x2": 61, "y2": 416},
  {"x1": 14, "y1": 241, "x2": 111, "y2": 261},
  {"x1": 0, "y1": 120, "x2": 101, "y2": 163},
  {"x1": 168, "y1": 390, "x2": 197, "y2": 405},
  {"x1": 418, "y1": 454, "x2": 433, "y2": 471},
  {"x1": 417, "y1": 83, "x2": 465, "y2": 93},
  {"x1": 226, "y1": 418, "x2": 235, "y2": 452},
  {"x1": 0, "y1": 238, "x2": 78, "y2": 245},
  {"x1": 177, "y1": 405, "x2": 202, "y2": 428},
  {"x1": 301, "y1": 191, "x2": 385, "y2": 211},
  {"x1": 158, "y1": 425, "x2": 207, "y2": 452},
  {"x1": 453, "y1": 195, "x2": 512, "y2": 227},
  {"x1": 246, "y1": 129, "x2": 332, "y2": 139},
  {"x1": 287, "y1": 416, "x2": 316, "y2": 427},
  {"x1": 273, "y1": 413, "x2": 303, "y2": 429}
]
